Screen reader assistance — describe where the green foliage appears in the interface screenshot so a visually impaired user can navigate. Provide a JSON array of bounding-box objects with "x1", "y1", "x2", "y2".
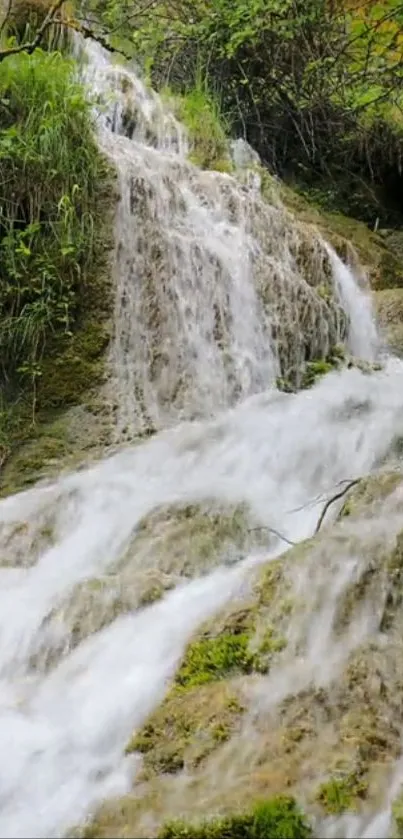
[
  {"x1": 0, "y1": 48, "x2": 111, "y2": 396},
  {"x1": 111, "y1": 0, "x2": 403, "y2": 226},
  {"x1": 174, "y1": 633, "x2": 256, "y2": 689},
  {"x1": 158, "y1": 796, "x2": 313, "y2": 839}
]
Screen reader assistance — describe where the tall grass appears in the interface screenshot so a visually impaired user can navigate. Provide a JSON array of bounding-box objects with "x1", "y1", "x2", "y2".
[
  {"x1": 162, "y1": 70, "x2": 231, "y2": 171},
  {"x1": 0, "y1": 48, "x2": 111, "y2": 388}
]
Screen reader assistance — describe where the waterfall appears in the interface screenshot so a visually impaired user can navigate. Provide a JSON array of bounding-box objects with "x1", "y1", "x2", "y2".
[
  {"x1": 80, "y1": 39, "x2": 377, "y2": 440},
  {"x1": 0, "y1": 38, "x2": 402, "y2": 839}
]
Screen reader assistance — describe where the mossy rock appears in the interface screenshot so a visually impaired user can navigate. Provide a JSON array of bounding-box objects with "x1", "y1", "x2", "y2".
[
  {"x1": 124, "y1": 501, "x2": 270, "y2": 579},
  {"x1": 81, "y1": 794, "x2": 312, "y2": 839},
  {"x1": 126, "y1": 682, "x2": 246, "y2": 778},
  {"x1": 6, "y1": 0, "x2": 72, "y2": 41},
  {"x1": 28, "y1": 500, "x2": 272, "y2": 668},
  {"x1": 338, "y1": 472, "x2": 402, "y2": 520},
  {"x1": 0, "y1": 399, "x2": 114, "y2": 498},
  {"x1": 0, "y1": 513, "x2": 55, "y2": 568},
  {"x1": 0, "y1": 261, "x2": 114, "y2": 497},
  {"x1": 374, "y1": 288, "x2": 403, "y2": 357},
  {"x1": 315, "y1": 772, "x2": 368, "y2": 814},
  {"x1": 276, "y1": 183, "x2": 403, "y2": 291}
]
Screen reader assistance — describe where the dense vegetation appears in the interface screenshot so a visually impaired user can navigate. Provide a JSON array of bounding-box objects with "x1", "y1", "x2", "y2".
[
  {"x1": 0, "y1": 8, "x2": 112, "y2": 469},
  {"x1": 84, "y1": 0, "x2": 403, "y2": 226}
]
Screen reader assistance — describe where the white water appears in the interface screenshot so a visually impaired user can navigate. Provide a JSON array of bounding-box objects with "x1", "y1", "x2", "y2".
[{"x1": 0, "y1": 39, "x2": 402, "y2": 839}]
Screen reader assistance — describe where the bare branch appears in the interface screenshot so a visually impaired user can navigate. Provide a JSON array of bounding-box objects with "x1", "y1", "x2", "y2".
[
  {"x1": 247, "y1": 525, "x2": 295, "y2": 548},
  {"x1": 315, "y1": 478, "x2": 361, "y2": 534}
]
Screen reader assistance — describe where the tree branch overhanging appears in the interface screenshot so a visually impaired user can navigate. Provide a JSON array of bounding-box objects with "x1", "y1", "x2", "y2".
[
  {"x1": 0, "y1": 0, "x2": 134, "y2": 63},
  {"x1": 0, "y1": 0, "x2": 66, "y2": 62}
]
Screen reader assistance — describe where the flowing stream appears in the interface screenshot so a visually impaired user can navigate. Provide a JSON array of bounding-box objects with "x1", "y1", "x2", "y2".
[{"x1": 1, "y1": 39, "x2": 403, "y2": 839}]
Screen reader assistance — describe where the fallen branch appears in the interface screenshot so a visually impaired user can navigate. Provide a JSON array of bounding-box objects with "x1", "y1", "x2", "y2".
[
  {"x1": 248, "y1": 525, "x2": 295, "y2": 548},
  {"x1": 315, "y1": 478, "x2": 361, "y2": 534},
  {"x1": 73, "y1": 20, "x2": 133, "y2": 61}
]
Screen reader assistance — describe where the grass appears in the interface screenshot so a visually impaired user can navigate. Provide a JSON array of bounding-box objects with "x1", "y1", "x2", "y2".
[{"x1": 163, "y1": 78, "x2": 232, "y2": 172}]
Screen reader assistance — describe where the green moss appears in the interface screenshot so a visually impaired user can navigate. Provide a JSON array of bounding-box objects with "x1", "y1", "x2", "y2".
[
  {"x1": 301, "y1": 359, "x2": 335, "y2": 389},
  {"x1": 174, "y1": 633, "x2": 256, "y2": 690},
  {"x1": 316, "y1": 773, "x2": 368, "y2": 814},
  {"x1": 158, "y1": 797, "x2": 312, "y2": 839}
]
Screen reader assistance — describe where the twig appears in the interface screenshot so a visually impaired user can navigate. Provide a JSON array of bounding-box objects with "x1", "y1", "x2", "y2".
[
  {"x1": 248, "y1": 525, "x2": 295, "y2": 548},
  {"x1": 288, "y1": 478, "x2": 361, "y2": 514},
  {"x1": 315, "y1": 478, "x2": 361, "y2": 534}
]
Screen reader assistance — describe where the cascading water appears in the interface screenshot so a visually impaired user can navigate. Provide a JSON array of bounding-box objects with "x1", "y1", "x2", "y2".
[
  {"x1": 1, "y1": 38, "x2": 403, "y2": 839},
  {"x1": 79, "y1": 39, "x2": 378, "y2": 440}
]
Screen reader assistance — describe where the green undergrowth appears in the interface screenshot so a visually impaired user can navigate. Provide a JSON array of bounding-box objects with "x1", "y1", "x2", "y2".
[
  {"x1": 0, "y1": 45, "x2": 114, "y2": 485},
  {"x1": 158, "y1": 797, "x2": 313, "y2": 839}
]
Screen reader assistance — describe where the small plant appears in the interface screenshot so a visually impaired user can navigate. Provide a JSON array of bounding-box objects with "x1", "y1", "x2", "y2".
[
  {"x1": 316, "y1": 773, "x2": 368, "y2": 814},
  {"x1": 158, "y1": 796, "x2": 313, "y2": 838}
]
